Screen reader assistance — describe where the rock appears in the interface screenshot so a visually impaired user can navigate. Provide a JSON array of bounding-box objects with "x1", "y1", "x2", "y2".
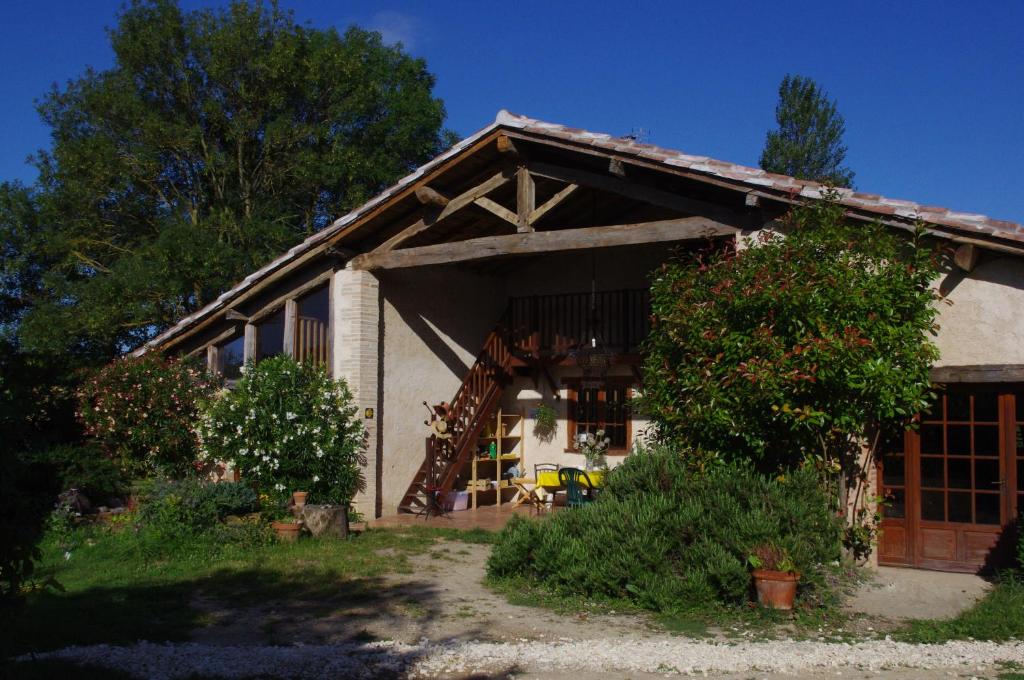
[
  {"x1": 302, "y1": 504, "x2": 349, "y2": 538},
  {"x1": 58, "y1": 489, "x2": 91, "y2": 513}
]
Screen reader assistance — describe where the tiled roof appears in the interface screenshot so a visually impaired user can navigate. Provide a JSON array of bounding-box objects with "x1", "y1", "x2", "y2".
[
  {"x1": 494, "y1": 111, "x2": 1024, "y2": 245},
  {"x1": 137, "y1": 110, "x2": 1023, "y2": 354}
]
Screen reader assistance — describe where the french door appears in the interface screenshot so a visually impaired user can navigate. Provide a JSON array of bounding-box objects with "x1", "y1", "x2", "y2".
[{"x1": 878, "y1": 388, "x2": 1018, "y2": 572}]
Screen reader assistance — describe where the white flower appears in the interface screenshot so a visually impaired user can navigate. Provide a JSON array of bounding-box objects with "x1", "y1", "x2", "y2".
[
  {"x1": 274, "y1": 483, "x2": 285, "y2": 491},
  {"x1": 285, "y1": 412, "x2": 297, "y2": 420},
  {"x1": 313, "y1": 475, "x2": 320, "y2": 482}
]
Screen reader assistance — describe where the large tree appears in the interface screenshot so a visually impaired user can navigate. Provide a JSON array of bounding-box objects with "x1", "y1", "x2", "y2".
[
  {"x1": 13, "y1": 0, "x2": 455, "y2": 357},
  {"x1": 759, "y1": 74, "x2": 855, "y2": 187}
]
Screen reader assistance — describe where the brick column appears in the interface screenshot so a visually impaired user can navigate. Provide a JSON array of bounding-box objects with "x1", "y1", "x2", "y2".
[{"x1": 332, "y1": 267, "x2": 382, "y2": 519}]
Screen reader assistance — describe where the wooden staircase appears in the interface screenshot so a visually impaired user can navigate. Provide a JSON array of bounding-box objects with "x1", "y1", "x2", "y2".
[{"x1": 398, "y1": 322, "x2": 514, "y2": 514}]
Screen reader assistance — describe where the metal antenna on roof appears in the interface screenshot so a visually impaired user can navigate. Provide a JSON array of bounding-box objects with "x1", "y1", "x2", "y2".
[{"x1": 622, "y1": 127, "x2": 650, "y2": 144}]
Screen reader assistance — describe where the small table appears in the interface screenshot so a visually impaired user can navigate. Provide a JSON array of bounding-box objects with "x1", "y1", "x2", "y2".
[
  {"x1": 534, "y1": 469, "x2": 605, "y2": 509},
  {"x1": 535, "y1": 469, "x2": 605, "y2": 489}
]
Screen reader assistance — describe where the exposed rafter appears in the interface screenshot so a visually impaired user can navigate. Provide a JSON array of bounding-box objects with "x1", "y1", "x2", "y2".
[
  {"x1": 528, "y1": 161, "x2": 743, "y2": 225},
  {"x1": 414, "y1": 186, "x2": 450, "y2": 208},
  {"x1": 529, "y1": 182, "x2": 579, "y2": 224},
  {"x1": 351, "y1": 216, "x2": 737, "y2": 271},
  {"x1": 378, "y1": 169, "x2": 512, "y2": 252},
  {"x1": 473, "y1": 197, "x2": 518, "y2": 225}
]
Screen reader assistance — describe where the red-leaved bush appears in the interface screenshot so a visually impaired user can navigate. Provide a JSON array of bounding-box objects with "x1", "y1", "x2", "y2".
[{"x1": 78, "y1": 354, "x2": 218, "y2": 477}]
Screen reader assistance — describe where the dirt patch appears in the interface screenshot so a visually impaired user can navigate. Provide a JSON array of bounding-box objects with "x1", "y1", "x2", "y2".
[
  {"x1": 845, "y1": 566, "x2": 991, "y2": 621},
  {"x1": 190, "y1": 540, "x2": 649, "y2": 647}
]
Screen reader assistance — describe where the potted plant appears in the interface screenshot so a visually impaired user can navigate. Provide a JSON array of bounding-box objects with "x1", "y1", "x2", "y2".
[
  {"x1": 575, "y1": 429, "x2": 610, "y2": 471},
  {"x1": 747, "y1": 543, "x2": 800, "y2": 610},
  {"x1": 266, "y1": 504, "x2": 302, "y2": 542}
]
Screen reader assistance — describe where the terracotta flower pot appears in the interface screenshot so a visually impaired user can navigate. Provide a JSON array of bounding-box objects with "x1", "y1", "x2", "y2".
[
  {"x1": 271, "y1": 520, "x2": 301, "y2": 542},
  {"x1": 752, "y1": 569, "x2": 800, "y2": 610},
  {"x1": 292, "y1": 491, "x2": 308, "y2": 508}
]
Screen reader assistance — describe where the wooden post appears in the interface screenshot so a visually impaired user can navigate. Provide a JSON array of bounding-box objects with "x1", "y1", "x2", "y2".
[
  {"x1": 496, "y1": 408, "x2": 503, "y2": 507},
  {"x1": 516, "y1": 166, "x2": 535, "y2": 233},
  {"x1": 283, "y1": 299, "x2": 297, "y2": 357},
  {"x1": 243, "y1": 323, "x2": 257, "y2": 363},
  {"x1": 206, "y1": 344, "x2": 219, "y2": 375}
]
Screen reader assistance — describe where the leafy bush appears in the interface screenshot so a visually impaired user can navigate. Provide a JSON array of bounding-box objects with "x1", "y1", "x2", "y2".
[
  {"x1": 1, "y1": 450, "x2": 58, "y2": 602},
  {"x1": 488, "y1": 446, "x2": 842, "y2": 612},
  {"x1": 137, "y1": 478, "x2": 259, "y2": 534},
  {"x1": 29, "y1": 444, "x2": 127, "y2": 502},
  {"x1": 642, "y1": 198, "x2": 939, "y2": 469},
  {"x1": 641, "y1": 197, "x2": 939, "y2": 554},
  {"x1": 77, "y1": 354, "x2": 217, "y2": 477},
  {"x1": 1018, "y1": 516, "x2": 1024, "y2": 569},
  {"x1": 198, "y1": 356, "x2": 365, "y2": 505}
]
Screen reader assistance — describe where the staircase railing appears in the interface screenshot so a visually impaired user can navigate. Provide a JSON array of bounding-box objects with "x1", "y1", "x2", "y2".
[{"x1": 399, "y1": 316, "x2": 514, "y2": 512}]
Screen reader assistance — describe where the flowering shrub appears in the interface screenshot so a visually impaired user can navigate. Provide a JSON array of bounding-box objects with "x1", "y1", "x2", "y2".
[
  {"x1": 198, "y1": 356, "x2": 365, "y2": 506},
  {"x1": 78, "y1": 354, "x2": 217, "y2": 477}
]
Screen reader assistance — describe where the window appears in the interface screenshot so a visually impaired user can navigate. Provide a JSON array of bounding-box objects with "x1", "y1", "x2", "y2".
[
  {"x1": 295, "y1": 284, "x2": 330, "y2": 368},
  {"x1": 256, "y1": 308, "x2": 285, "y2": 360},
  {"x1": 565, "y1": 379, "x2": 633, "y2": 452},
  {"x1": 217, "y1": 334, "x2": 245, "y2": 380}
]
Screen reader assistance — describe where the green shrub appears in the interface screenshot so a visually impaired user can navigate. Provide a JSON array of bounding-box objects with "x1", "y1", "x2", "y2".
[
  {"x1": 488, "y1": 446, "x2": 842, "y2": 612},
  {"x1": 1018, "y1": 516, "x2": 1024, "y2": 569},
  {"x1": 1, "y1": 451, "x2": 58, "y2": 602},
  {"x1": 77, "y1": 354, "x2": 217, "y2": 477},
  {"x1": 198, "y1": 356, "x2": 365, "y2": 506},
  {"x1": 137, "y1": 478, "x2": 259, "y2": 533},
  {"x1": 29, "y1": 443, "x2": 127, "y2": 502}
]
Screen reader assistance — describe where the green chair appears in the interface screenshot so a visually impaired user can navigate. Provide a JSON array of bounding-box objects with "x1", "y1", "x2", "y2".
[{"x1": 558, "y1": 467, "x2": 597, "y2": 508}]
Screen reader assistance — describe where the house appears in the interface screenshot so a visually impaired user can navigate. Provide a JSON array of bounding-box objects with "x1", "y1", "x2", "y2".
[{"x1": 138, "y1": 110, "x2": 1024, "y2": 573}]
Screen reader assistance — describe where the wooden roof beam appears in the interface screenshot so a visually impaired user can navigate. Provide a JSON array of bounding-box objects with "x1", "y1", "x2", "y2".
[
  {"x1": 377, "y1": 169, "x2": 513, "y2": 252},
  {"x1": 351, "y1": 216, "x2": 737, "y2": 271},
  {"x1": 414, "y1": 186, "x2": 450, "y2": 208},
  {"x1": 529, "y1": 182, "x2": 579, "y2": 225},
  {"x1": 528, "y1": 161, "x2": 744, "y2": 225}
]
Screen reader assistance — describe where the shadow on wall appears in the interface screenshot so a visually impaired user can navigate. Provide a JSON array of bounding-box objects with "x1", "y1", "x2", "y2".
[
  {"x1": 380, "y1": 267, "x2": 506, "y2": 382},
  {"x1": 938, "y1": 252, "x2": 1024, "y2": 298}
]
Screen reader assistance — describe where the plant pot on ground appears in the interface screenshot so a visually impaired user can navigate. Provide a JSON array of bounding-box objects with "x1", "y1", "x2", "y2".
[
  {"x1": 748, "y1": 544, "x2": 800, "y2": 610},
  {"x1": 270, "y1": 519, "x2": 301, "y2": 542}
]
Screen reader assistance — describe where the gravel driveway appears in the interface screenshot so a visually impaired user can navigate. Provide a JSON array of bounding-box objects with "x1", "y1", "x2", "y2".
[
  {"x1": 15, "y1": 539, "x2": 1018, "y2": 679},
  {"x1": 22, "y1": 637, "x2": 1023, "y2": 679}
]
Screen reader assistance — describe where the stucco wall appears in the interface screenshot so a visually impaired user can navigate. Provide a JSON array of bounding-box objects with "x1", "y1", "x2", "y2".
[
  {"x1": 377, "y1": 266, "x2": 506, "y2": 513},
  {"x1": 933, "y1": 254, "x2": 1024, "y2": 366},
  {"x1": 373, "y1": 244, "x2": 669, "y2": 515}
]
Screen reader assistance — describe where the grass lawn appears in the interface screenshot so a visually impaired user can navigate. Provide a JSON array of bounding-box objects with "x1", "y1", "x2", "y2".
[{"x1": 4, "y1": 522, "x2": 495, "y2": 662}]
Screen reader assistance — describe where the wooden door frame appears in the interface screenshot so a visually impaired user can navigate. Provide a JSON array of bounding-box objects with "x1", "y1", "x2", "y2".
[{"x1": 880, "y1": 385, "x2": 1017, "y2": 572}]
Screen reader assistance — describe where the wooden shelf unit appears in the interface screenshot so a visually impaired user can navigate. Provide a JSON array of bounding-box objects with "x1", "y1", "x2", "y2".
[{"x1": 468, "y1": 408, "x2": 524, "y2": 509}]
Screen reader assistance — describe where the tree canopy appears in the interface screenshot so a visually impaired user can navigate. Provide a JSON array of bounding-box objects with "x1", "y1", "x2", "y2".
[
  {"x1": 7, "y1": 0, "x2": 455, "y2": 358},
  {"x1": 760, "y1": 74, "x2": 855, "y2": 187}
]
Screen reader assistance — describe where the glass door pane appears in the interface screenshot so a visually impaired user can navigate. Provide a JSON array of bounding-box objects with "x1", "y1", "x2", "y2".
[{"x1": 919, "y1": 392, "x2": 1003, "y2": 526}]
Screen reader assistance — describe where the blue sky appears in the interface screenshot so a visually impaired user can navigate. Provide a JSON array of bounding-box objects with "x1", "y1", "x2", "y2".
[{"x1": 2, "y1": 0, "x2": 1022, "y2": 222}]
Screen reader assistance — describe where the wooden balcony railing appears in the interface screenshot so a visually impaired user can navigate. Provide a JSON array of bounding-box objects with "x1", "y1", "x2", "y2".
[
  {"x1": 507, "y1": 289, "x2": 650, "y2": 358},
  {"x1": 295, "y1": 315, "x2": 329, "y2": 368}
]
